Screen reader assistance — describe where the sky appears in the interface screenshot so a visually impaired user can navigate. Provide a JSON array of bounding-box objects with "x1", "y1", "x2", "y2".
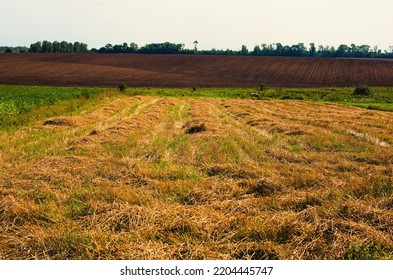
[{"x1": 1, "y1": 0, "x2": 392, "y2": 51}]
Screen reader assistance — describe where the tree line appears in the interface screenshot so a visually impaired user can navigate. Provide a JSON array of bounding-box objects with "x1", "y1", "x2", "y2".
[
  {"x1": 28, "y1": 41, "x2": 89, "y2": 53},
  {"x1": 92, "y1": 42, "x2": 393, "y2": 58},
  {"x1": 244, "y1": 43, "x2": 392, "y2": 58},
  {"x1": 0, "y1": 46, "x2": 28, "y2": 53},
  {"x1": 91, "y1": 42, "x2": 185, "y2": 54},
  {"x1": 1, "y1": 41, "x2": 392, "y2": 58}
]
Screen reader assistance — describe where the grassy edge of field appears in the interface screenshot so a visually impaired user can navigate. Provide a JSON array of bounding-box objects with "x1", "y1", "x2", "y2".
[
  {"x1": 339, "y1": 102, "x2": 393, "y2": 112},
  {"x1": 0, "y1": 86, "x2": 121, "y2": 131},
  {"x1": 124, "y1": 86, "x2": 393, "y2": 112}
]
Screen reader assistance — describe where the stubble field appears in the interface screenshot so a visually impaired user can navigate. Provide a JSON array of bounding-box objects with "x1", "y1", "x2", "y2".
[{"x1": 1, "y1": 91, "x2": 392, "y2": 259}]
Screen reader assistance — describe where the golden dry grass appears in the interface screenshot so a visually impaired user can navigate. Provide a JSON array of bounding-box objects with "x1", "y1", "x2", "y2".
[{"x1": 1, "y1": 95, "x2": 392, "y2": 260}]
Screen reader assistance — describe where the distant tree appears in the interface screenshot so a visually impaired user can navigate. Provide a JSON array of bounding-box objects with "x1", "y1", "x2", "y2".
[
  {"x1": 309, "y1": 43, "x2": 316, "y2": 57},
  {"x1": 122, "y1": 42, "x2": 128, "y2": 53},
  {"x1": 139, "y1": 42, "x2": 184, "y2": 54},
  {"x1": 208, "y1": 48, "x2": 218, "y2": 55},
  {"x1": 371, "y1": 45, "x2": 380, "y2": 57},
  {"x1": 105, "y1": 44, "x2": 113, "y2": 53},
  {"x1": 260, "y1": 44, "x2": 274, "y2": 56},
  {"x1": 1, "y1": 46, "x2": 27, "y2": 52},
  {"x1": 290, "y1": 43, "x2": 307, "y2": 56},
  {"x1": 275, "y1": 43, "x2": 283, "y2": 56},
  {"x1": 239, "y1": 45, "x2": 249, "y2": 55},
  {"x1": 193, "y1": 40, "x2": 198, "y2": 53},
  {"x1": 73, "y1": 42, "x2": 80, "y2": 53},
  {"x1": 92, "y1": 40, "x2": 385, "y2": 57},
  {"x1": 329, "y1": 46, "x2": 336, "y2": 57},
  {"x1": 128, "y1": 42, "x2": 138, "y2": 53},
  {"x1": 5, "y1": 48, "x2": 12, "y2": 53},
  {"x1": 29, "y1": 41, "x2": 42, "y2": 53},
  {"x1": 118, "y1": 83, "x2": 127, "y2": 92},
  {"x1": 60, "y1": 41, "x2": 69, "y2": 52},
  {"x1": 27, "y1": 40, "x2": 87, "y2": 53},
  {"x1": 113, "y1": 44, "x2": 124, "y2": 53},
  {"x1": 336, "y1": 44, "x2": 349, "y2": 57},
  {"x1": 359, "y1": 45, "x2": 371, "y2": 57},
  {"x1": 80, "y1": 43, "x2": 88, "y2": 53},
  {"x1": 52, "y1": 41, "x2": 61, "y2": 53},
  {"x1": 251, "y1": 45, "x2": 262, "y2": 56},
  {"x1": 258, "y1": 83, "x2": 267, "y2": 91},
  {"x1": 317, "y1": 45, "x2": 334, "y2": 57},
  {"x1": 42, "y1": 40, "x2": 53, "y2": 53},
  {"x1": 353, "y1": 85, "x2": 372, "y2": 96},
  {"x1": 350, "y1": 44, "x2": 359, "y2": 56}
]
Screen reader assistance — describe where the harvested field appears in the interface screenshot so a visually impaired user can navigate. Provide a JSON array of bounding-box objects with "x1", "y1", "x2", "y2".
[
  {"x1": 1, "y1": 95, "x2": 393, "y2": 259},
  {"x1": 1, "y1": 53, "x2": 393, "y2": 87}
]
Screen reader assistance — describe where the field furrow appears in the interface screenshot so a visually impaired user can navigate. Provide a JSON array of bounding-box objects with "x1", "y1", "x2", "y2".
[{"x1": 2, "y1": 54, "x2": 393, "y2": 87}]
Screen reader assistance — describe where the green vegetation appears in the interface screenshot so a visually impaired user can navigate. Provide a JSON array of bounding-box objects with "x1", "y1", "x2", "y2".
[
  {"x1": 252, "y1": 86, "x2": 393, "y2": 103},
  {"x1": 118, "y1": 83, "x2": 127, "y2": 92},
  {"x1": 343, "y1": 103, "x2": 393, "y2": 112},
  {"x1": 1, "y1": 85, "x2": 391, "y2": 131},
  {"x1": 353, "y1": 85, "x2": 372, "y2": 96},
  {"x1": 29, "y1": 40, "x2": 88, "y2": 53},
  {"x1": 246, "y1": 86, "x2": 393, "y2": 111},
  {"x1": 0, "y1": 85, "x2": 108, "y2": 129},
  {"x1": 92, "y1": 41, "x2": 393, "y2": 58},
  {"x1": 0, "y1": 46, "x2": 28, "y2": 53},
  {"x1": 13, "y1": 40, "x2": 393, "y2": 57},
  {"x1": 0, "y1": 85, "x2": 105, "y2": 116},
  {"x1": 126, "y1": 87, "x2": 253, "y2": 99},
  {"x1": 258, "y1": 83, "x2": 267, "y2": 92},
  {"x1": 347, "y1": 244, "x2": 389, "y2": 260},
  {"x1": 123, "y1": 86, "x2": 393, "y2": 110}
]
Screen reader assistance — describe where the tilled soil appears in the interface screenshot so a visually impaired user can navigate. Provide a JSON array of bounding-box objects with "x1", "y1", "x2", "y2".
[{"x1": 1, "y1": 53, "x2": 393, "y2": 87}]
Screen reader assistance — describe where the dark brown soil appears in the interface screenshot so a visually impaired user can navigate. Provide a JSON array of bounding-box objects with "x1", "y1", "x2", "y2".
[{"x1": 1, "y1": 53, "x2": 393, "y2": 87}]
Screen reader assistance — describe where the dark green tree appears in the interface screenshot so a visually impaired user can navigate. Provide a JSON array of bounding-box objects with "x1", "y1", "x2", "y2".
[
  {"x1": 118, "y1": 83, "x2": 127, "y2": 92},
  {"x1": 122, "y1": 42, "x2": 128, "y2": 53},
  {"x1": 239, "y1": 45, "x2": 249, "y2": 55},
  {"x1": 353, "y1": 85, "x2": 372, "y2": 96},
  {"x1": 337, "y1": 44, "x2": 349, "y2": 57},
  {"x1": 80, "y1": 43, "x2": 88, "y2": 53},
  {"x1": 252, "y1": 45, "x2": 262, "y2": 56},
  {"x1": 128, "y1": 42, "x2": 138, "y2": 53},
  {"x1": 275, "y1": 43, "x2": 283, "y2": 56},
  {"x1": 113, "y1": 44, "x2": 124, "y2": 53},
  {"x1": 73, "y1": 41, "x2": 81, "y2": 53},
  {"x1": 309, "y1": 43, "x2": 316, "y2": 57},
  {"x1": 60, "y1": 41, "x2": 69, "y2": 52},
  {"x1": 52, "y1": 41, "x2": 61, "y2": 53},
  {"x1": 42, "y1": 40, "x2": 53, "y2": 53},
  {"x1": 29, "y1": 42, "x2": 42, "y2": 53}
]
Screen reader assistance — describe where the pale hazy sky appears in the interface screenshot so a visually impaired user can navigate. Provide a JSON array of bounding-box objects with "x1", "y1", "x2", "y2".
[{"x1": 1, "y1": 0, "x2": 392, "y2": 50}]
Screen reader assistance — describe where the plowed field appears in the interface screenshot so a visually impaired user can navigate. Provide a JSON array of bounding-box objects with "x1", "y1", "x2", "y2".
[
  {"x1": 1, "y1": 94, "x2": 393, "y2": 259},
  {"x1": 1, "y1": 53, "x2": 393, "y2": 87}
]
